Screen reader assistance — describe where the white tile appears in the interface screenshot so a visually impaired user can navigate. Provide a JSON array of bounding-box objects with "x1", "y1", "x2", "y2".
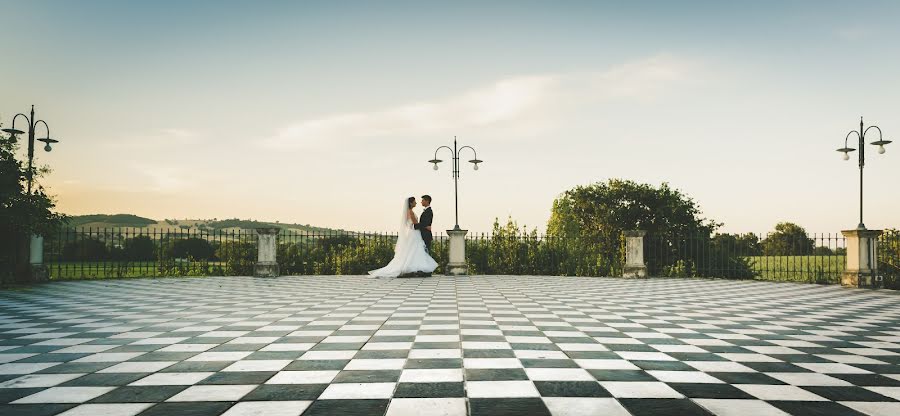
[
  {"x1": 744, "y1": 346, "x2": 806, "y2": 355},
  {"x1": 34, "y1": 338, "x2": 95, "y2": 347},
  {"x1": 386, "y1": 398, "x2": 467, "y2": 416},
  {"x1": 130, "y1": 372, "x2": 213, "y2": 386},
  {"x1": 525, "y1": 368, "x2": 594, "y2": 381},
  {"x1": 0, "y1": 373, "x2": 86, "y2": 388},
  {"x1": 466, "y1": 380, "x2": 539, "y2": 398},
  {"x1": 717, "y1": 353, "x2": 782, "y2": 363},
  {"x1": 736, "y1": 384, "x2": 828, "y2": 401},
  {"x1": 816, "y1": 355, "x2": 886, "y2": 365},
  {"x1": 865, "y1": 387, "x2": 900, "y2": 401},
  {"x1": 267, "y1": 371, "x2": 340, "y2": 384},
  {"x1": 414, "y1": 335, "x2": 460, "y2": 342},
  {"x1": 648, "y1": 371, "x2": 724, "y2": 384},
  {"x1": 514, "y1": 350, "x2": 569, "y2": 360},
  {"x1": 767, "y1": 372, "x2": 853, "y2": 386},
  {"x1": 167, "y1": 385, "x2": 256, "y2": 401},
  {"x1": 600, "y1": 381, "x2": 684, "y2": 398},
  {"x1": 542, "y1": 397, "x2": 631, "y2": 416},
  {"x1": 99, "y1": 361, "x2": 177, "y2": 373},
  {"x1": 399, "y1": 369, "x2": 464, "y2": 383},
  {"x1": 223, "y1": 360, "x2": 291, "y2": 372},
  {"x1": 57, "y1": 403, "x2": 155, "y2": 416},
  {"x1": 260, "y1": 343, "x2": 315, "y2": 352},
  {"x1": 158, "y1": 344, "x2": 217, "y2": 352},
  {"x1": 344, "y1": 359, "x2": 406, "y2": 370},
  {"x1": 363, "y1": 342, "x2": 413, "y2": 350},
  {"x1": 840, "y1": 401, "x2": 900, "y2": 416},
  {"x1": 221, "y1": 401, "x2": 312, "y2": 416},
  {"x1": 650, "y1": 344, "x2": 708, "y2": 353},
  {"x1": 13, "y1": 387, "x2": 115, "y2": 403},
  {"x1": 73, "y1": 352, "x2": 145, "y2": 363},
  {"x1": 796, "y1": 362, "x2": 871, "y2": 374},
  {"x1": 408, "y1": 349, "x2": 461, "y2": 359},
  {"x1": 694, "y1": 399, "x2": 791, "y2": 416},
  {"x1": 227, "y1": 337, "x2": 280, "y2": 344},
  {"x1": 130, "y1": 337, "x2": 188, "y2": 345},
  {"x1": 318, "y1": 382, "x2": 396, "y2": 399},
  {"x1": 0, "y1": 353, "x2": 36, "y2": 363},
  {"x1": 0, "y1": 362, "x2": 61, "y2": 375},
  {"x1": 187, "y1": 351, "x2": 252, "y2": 362},
  {"x1": 573, "y1": 359, "x2": 639, "y2": 370},
  {"x1": 557, "y1": 343, "x2": 610, "y2": 351},
  {"x1": 51, "y1": 345, "x2": 118, "y2": 354},
  {"x1": 686, "y1": 361, "x2": 756, "y2": 373},
  {"x1": 463, "y1": 358, "x2": 522, "y2": 369},
  {"x1": 615, "y1": 351, "x2": 676, "y2": 361}
]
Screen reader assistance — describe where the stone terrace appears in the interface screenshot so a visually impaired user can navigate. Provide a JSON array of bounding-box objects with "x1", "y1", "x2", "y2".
[{"x1": 1, "y1": 276, "x2": 900, "y2": 416}]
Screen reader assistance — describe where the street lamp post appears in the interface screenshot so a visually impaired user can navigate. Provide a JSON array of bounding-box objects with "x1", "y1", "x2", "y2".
[
  {"x1": 836, "y1": 116, "x2": 891, "y2": 230},
  {"x1": 3, "y1": 105, "x2": 59, "y2": 283},
  {"x1": 3, "y1": 105, "x2": 59, "y2": 194},
  {"x1": 836, "y1": 117, "x2": 891, "y2": 289},
  {"x1": 428, "y1": 136, "x2": 482, "y2": 230}
]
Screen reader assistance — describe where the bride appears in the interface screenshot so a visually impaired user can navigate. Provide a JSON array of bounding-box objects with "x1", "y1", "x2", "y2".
[{"x1": 368, "y1": 197, "x2": 438, "y2": 278}]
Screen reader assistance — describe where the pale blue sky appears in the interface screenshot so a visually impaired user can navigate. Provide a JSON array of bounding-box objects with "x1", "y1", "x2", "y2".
[{"x1": 3, "y1": 0, "x2": 899, "y2": 233}]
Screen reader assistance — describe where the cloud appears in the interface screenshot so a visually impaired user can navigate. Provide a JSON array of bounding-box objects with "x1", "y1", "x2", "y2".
[
  {"x1": 132, "y1": 163, "x2": 187, "y2": 192},
  {"x1": 261, "y1": 54, "x2": 696, "y2": 149}
]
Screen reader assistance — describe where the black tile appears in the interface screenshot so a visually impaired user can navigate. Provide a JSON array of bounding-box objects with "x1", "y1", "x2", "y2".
[
  {"x1": 534, "y1": 381, "x2": 611, "y2": 397},
  {"x1": 0, "y1": 404, "x2": 78, "y2": 416},
  {"x1": 60, "y1": 372, "x2": 148, "y2": 387},
  {"x1": 564, "y1": 351, "x2": 620, "y2": 360},
  {"x1": 0, "y1": 387, "x2": 43, "y2": 404},
  {"x1": 15, "y1": 353, "x2": 88, "y2": 362},
  {"x1": 138, "y1": 401, "x2": 234, "y2": 416},
  {"x1": 469, "y1": 398, "x2": 551, "y2": 416},
  {"x1": 310, "y1": 342, "x2": 366, "y2": 350},
  {"x1": 707, "y1": 372, "x2": 786, "y2": 385},
  {"x1": 463, "y1": 350, "x2": 515, "y2": 358},
  {"x1": 91, "y1": 386, "x2": 188, "y2": 403},
  {"x1": 509, "y1": 344, "x2": 560, "y2": 351},
  {"x1": 198, "y1": 371, "x2": 275, "y2": 385},
  {"x1": 604, "y1": 344, "x2": 657, "y2": 352},
  {"x1": 136, "y1": 352, "x2": 197, "y2": 361},
  {"x1": 161, "y1": 361, "x2": 232, "y2": 372},
  {"x1": 404, "y1": 359, "x2": 463, "y2": 369},
  {"x1": 242, "y1": 351, "x2": 303, "y2": 360},
  {"x1": 742, "y1": 362, "x2": 809, "y2": 373},
  {"x1": 802, "y1": 386, "x2": 897, "y2": 402},
  {"x1": 393, "y1": 382, "x2": 465, "y2": 398},
  {"x1": 302, "y1": 399, "x2": 389, "y2": 416},
  {"x1": 832, "y1": 374, "x2": 900, "y2": 387},
  {"x1": 283, "y1": 360, "x2": 349, "y2": 371},
  {"x1": 619, "y1": 398, "x2": 714, "y2": 416},
  {"x1": 632, "y1": 360, "x2": 696, "y2": 371},
  {"x1": 520, "y1": 359, "x2": 579, "y2": 368},
  {"x1": 466, "y1": 368, "x2": 528, "y2": 381},
  {"x1": 770, "y1": 401, "x2": 869, "y2": 416},
  {"x1": 588, "y1": 369, "x2": 656, "y2": 381},
  {"x1": 354, "y1": 350, "x2": 410, "y2": 359},
  {"x1": 36, "y1": 362, "x2": 115, "y2": 373},
  {"x1": 242, "y1": 384, "x2": 327, "y2": 401},
  {"x1": 668, "y1": 383, "x2": 755, "y2": 399},
  {"x1": 333, "y1": 370, "x2": 401, "y2": 383}
]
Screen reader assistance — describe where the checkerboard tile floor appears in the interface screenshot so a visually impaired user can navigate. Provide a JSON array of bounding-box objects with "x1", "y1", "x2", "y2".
[{"x1": 1, "y1": 275, "x2": 899, "y2": 416}]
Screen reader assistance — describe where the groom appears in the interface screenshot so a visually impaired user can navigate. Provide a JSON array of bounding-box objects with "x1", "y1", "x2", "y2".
[{"x1": 415, "y1": 195, "x2": 433, "y2": 253}]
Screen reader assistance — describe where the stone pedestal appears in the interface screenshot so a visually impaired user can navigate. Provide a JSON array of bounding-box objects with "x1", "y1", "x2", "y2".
[
  {"x1": 841, "y1": 229, "x2": 883, "y2": 288},
  {"x1": 29, "y1": 234, "x2": 49, "y2": 283},
  {"x1": 446, "y1": 229, "x2": 468, "y2": 275},
  {"x1": 622, "y1": 230, "x2": 647, "y2": 278},
  {"x1": 254, "y1": 227, "x2": 280, "y2": 278}
]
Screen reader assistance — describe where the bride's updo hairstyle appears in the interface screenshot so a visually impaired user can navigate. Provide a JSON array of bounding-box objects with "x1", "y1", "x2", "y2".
[{"x1": 407, "y1": 197, "x2": 416, "y2": 209}]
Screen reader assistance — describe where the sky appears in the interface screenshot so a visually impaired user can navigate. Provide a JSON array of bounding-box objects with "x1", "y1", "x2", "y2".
[{"x1": 2, "y1": 0, "x2": 899, "y2": 234}]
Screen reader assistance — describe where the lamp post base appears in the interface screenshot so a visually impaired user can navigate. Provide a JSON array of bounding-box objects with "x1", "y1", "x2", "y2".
[
  {"x1": 29, "y1": 264, "x2": 49, "y2": 283},
  {"x1": 254, "y1": 262, "x2": 280, "y2": 278},
  {"x1": 446, "y1": 229, "x2": 468, "y2": 276}
]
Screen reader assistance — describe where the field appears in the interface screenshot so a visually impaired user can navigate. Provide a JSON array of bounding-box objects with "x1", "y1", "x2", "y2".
[{"x1": 746, "y1": 255, "x2": 845, "y2": 283}]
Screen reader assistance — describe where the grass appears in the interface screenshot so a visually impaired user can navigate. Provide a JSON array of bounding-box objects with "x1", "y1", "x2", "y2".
[
  {"x1": 746, "y1": 255, "x2": 845, "y2": 283},
  {"x1": 47, "y1": 261, "x2": 229, "y2": 280}
]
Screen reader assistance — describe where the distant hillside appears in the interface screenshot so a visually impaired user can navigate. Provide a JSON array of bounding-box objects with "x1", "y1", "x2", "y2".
[{"x1": 65, "y1": 214, "x2": 343, "y2": 233}]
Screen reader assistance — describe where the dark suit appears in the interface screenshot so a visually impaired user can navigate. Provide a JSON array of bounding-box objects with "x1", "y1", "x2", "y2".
[{"x1": 415, "y1": 207, "x2": 433, "y2": 252}]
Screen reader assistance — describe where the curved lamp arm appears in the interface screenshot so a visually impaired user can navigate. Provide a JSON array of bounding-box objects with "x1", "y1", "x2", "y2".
[
  {"x1": 34, "y1": 120, "x2": 50, "y2": 139},
  {"x1": 844, "y1": 130, "x2": 860, "y2": 149},
  {"x1": 2, "y1": 113, "x2": 31, "y2": 135}
]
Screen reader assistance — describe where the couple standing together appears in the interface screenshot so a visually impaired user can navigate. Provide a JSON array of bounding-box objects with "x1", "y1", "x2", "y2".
[{"x1": 368, "y1": 195, "x2": 439, "y2": 278}]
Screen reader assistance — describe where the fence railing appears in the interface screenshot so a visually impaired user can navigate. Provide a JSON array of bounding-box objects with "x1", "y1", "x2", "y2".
[{"x1": 38, "y1": 227, "x2": 900, "y2": 288}]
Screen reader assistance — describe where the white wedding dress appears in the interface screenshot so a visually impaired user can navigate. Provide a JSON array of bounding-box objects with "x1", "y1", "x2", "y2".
[{"x1": 368, "y1": 199, "x2": 438, "y2": 278}]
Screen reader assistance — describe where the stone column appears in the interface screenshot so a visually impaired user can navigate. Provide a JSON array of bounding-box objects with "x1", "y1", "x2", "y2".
[
  {"x1": 841, "y1": 229, "x2": 883, "y2": 288},
  {"x1": 622, "y1": 230, "x2": 647, "y2": 278},
  {"x1": 254, "y1": 227, "x2": 280, "y2": 278},
  {"x1": 446, "y1": 229, "x2": 468, "y2": 275},
  {"x1": 29, "y1": 234, "x2": 49, "y2": 282}
]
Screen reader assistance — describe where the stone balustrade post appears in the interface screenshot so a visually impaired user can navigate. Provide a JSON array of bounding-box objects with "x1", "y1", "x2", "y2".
[
  {"x1": 29, "y1": 234, "x2": 49, "y2": 282},
  {"x1": 841, "y1": 229, "x2": 883, "y2": 288},
  {"x1": 254, "y1": 227, "x2": 280, "y2": 277},
  {"x1": 622, "y1": 230, "x2": 647, "y2": 278},
  {"x1": 446, "y1": 229, "x2": 468, "y2": 275}
]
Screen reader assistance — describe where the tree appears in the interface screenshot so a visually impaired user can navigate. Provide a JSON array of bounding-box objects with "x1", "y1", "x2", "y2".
[
  {"x1": 761, "y1": 222, "x2": 814, "y2": 255},
  {"x1": 0, "y1": 130, "x2": 66, "y2": 284},
  {"x1": 547, "y1": 179, "x2": 752, "y2": 278},
  {"x1": 124, "y1": 235, "x2": 156, "y2": 261}
]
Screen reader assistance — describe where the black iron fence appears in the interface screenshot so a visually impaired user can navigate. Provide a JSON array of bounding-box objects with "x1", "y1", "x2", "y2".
[{"x1": 36, "y1": 227, "x2": 900, "y2": 288}]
